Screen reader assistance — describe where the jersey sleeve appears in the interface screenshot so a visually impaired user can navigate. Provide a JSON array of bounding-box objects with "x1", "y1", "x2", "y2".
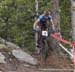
[
  {"x1": 39, "y1": 15, "x2": 43, "y2": 20},
  {"x1": 48, "y1": 16, "x2": 52, "y2": 20}
]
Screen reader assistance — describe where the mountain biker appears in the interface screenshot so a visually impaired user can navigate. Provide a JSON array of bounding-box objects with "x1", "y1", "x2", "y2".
[{"x1": 33, "y1": 10, "x2": 56, "y2": 52}]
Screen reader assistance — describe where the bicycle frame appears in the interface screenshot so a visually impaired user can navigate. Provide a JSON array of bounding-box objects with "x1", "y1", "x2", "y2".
[{"x1": 39, "y1": 24, "x2": 50, "y2": 60}]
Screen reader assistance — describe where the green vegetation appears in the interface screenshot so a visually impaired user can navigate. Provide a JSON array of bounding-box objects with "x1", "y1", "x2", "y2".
[
  {"x1": 60, "y1": 0, "x2": 71, "y2": 40},
  {"x1": 0, "y1": 0, "x2": 71, "y2": 52}
]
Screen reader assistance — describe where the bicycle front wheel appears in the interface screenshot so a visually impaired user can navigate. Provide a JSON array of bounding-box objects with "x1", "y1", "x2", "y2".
[{"x1": 41, "y1": 39, "x2": 49, "y2": 60}]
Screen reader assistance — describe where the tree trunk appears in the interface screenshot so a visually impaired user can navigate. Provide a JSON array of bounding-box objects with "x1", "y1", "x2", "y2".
[
  {"x1": 70, "y1": 0, "x2": 75, "y2": 70},
  {"x1": 35, "y1": 0, "x2": 38, "y2": 15},
  {"x1": 35, "y1": 0, "x2": 39, "y2": 48},
  {"x1": 70, "y1": 0, "x2": 75, "y2": 41},
  {"x1": 49, "y1": 0, "x2": 61, "y2": 54},
  {"x1": 51, "y1": 0, "x2": 60, "y2": 31}
]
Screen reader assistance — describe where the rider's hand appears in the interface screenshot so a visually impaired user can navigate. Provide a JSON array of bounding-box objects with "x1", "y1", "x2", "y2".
[
  {"x1": 33, "y1": 26, "x2": 40, "y2": 32},
  {"x1": 36, "y1": 26, "x2": 41, "y2": 31},
  {"x1": 36, "y1": 26, "x2": 40, "y2": 30},
  {"x1": 51, "y1": 29, "x2": 57, "y2": 33}
]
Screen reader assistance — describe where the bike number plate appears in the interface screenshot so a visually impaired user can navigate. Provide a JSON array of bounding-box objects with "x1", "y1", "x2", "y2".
[{"x1": 42, "y1": 31, "x2": 48, "y2": 36}]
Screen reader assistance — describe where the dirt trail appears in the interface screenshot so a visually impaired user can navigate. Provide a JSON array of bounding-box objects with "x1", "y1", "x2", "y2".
[{"x1": 36, "y1": 51, "x2": 73, "y2": 72}]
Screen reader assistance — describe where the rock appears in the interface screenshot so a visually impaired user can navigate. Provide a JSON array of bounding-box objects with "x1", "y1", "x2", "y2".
[
  {"x1": 0, "y1": 52, "x2": 6, "y2": 63},
  {"x1": 6, "y1": 42, "x2": 20, "y2": 49},
  {"x1": 0, "y1": 44, "x2": 12, "y2": 52},
  {"x1": 0, "y1": 44, "x2": 7, "y2": 49},
  {"x1": 23, "y1": 64, "x2": 30, "y2": 67},
  {"x1": 0, "y1": 38, "x2": 20, "y2": 49},
  {"x1": 0, "y1": 38, "x2": 6, "y2": 44},
  {"x1": 12, "y1": 50, "x2": 38, "y2": 65}
]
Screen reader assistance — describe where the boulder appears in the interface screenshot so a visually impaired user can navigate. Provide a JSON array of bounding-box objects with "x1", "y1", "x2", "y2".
[
  {"x1": 12, "y1": 50, "x2": 38, "y2": 65},
  {"x1": 6, "y1": 42, "x2": 20, "y2": 49},
  {"x1": 0, "y1": 44, "x2": 7, "y2": 49},
  {"x1": 0, "y1": 52, "x2": 6, "y2": 63}
]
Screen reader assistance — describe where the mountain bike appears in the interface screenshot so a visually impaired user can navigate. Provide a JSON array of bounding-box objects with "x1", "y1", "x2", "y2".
[{"x1": 39, "y1": 24, "x2": 50, "y2": 60}]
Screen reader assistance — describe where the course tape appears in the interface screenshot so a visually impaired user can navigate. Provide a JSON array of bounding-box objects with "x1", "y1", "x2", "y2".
[
  {"x1": 50, "y1": 32, "x2": 75, "y2": 66},
  {"x1": 51, "y1": 32, "x2": 72, "y2": 46}
]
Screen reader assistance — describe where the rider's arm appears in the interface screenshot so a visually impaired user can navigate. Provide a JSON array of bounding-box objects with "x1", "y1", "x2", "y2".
[
  {"x1": 33, "y1": 19, "x2": 40, "y2": 29},
  {"x1": 50, "y1": 19, "x2": 55, "y2": 30}
]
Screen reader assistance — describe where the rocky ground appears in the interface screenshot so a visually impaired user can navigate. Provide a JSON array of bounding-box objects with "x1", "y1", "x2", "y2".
[
  {"x1": 0, "y1": 54, "x2": 73, "y2": 72},
  {"x1": 0, "y1": 52, "x2": 73, "y2": 72},
  {"x1": 0, "y1": 43, "x2": 74, "y2": 72}
]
